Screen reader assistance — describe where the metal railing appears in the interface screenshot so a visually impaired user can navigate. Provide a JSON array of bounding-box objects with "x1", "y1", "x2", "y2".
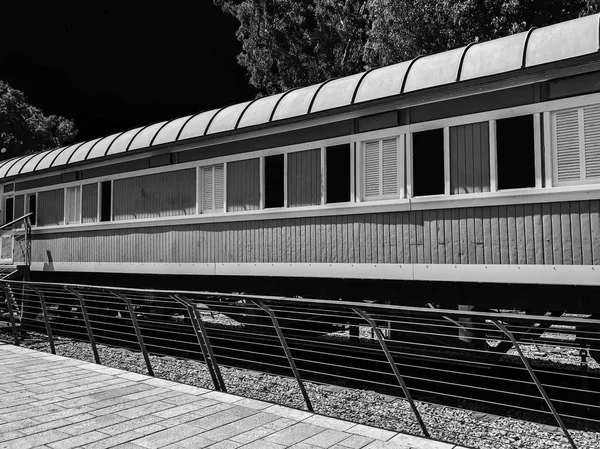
[
  {"x1": 0, "y1": 213, "x2": 32, "y2": 268},
  {"x1": 1, "y1": 279, "x2": 599, "y2": 448}
]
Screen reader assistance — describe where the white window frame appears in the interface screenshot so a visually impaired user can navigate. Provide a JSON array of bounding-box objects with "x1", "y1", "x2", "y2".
[
  {"x1": 64, "y1": 185, "x2": 82, "y2": 225},
  {"x1": 199, "y1": 163, "x2": 225, "y2": 214},
  {"x1": 260, "y1": 154, "x2": 286, "y2": 210},
  {"x1": 26, "y1": 193, "x2": 37, "y2": 227},
  {"x1": 323, "y1": 144, "x2": 354, "y2": 205},
  {"x1": 3, "y1": 194, "x2": 14, "y2": 224},
  {"x1": 360, "y1": 136, "x2": 402, "y2": 202},
  {"x1": 18, "y1": 92, "x2": 600, "y2": 233},
  {"x1": 550, "y1": 103, "x2": 600, "y2": 187}
]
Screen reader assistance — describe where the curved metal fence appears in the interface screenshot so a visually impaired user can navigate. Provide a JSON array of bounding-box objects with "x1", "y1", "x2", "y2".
[{"x1": 0, "y1": 279, "x2": 599, "y2": 448}]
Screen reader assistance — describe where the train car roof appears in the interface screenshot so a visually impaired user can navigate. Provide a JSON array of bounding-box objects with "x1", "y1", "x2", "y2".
[{"x1": 2, "y1": 13, "x2": 600, "y2": 180}]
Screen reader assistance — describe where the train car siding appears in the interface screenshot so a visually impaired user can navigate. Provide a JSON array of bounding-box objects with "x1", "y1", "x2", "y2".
[{"x1": 31, "y1": 199, "x2": 600, "y2": 268}]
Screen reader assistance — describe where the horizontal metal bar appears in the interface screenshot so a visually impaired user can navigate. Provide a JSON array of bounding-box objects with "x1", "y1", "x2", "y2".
[{"x1": 5, "y1": 279, "x2": 599, "y2": 326}]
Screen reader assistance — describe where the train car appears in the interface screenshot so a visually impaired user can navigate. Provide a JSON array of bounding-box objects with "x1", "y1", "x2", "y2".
[{"x1": 2, "y1": 13, "x2": 600, "y2": 318}]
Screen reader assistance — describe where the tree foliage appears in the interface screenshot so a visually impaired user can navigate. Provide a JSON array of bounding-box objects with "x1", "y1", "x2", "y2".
[
  {"x1": 215, "y1": 0, "x2": 600, "y2": 95},
  {"x1": 0, "y1": 80, "x2": 77, "y2": 160}
]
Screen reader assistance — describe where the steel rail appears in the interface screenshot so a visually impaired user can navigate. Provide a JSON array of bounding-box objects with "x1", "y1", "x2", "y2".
[
  {"x1": 112, "y1": 291, "x2": 154, "y2": 376},
  {"x1": 170, "y1": 294, "x2": 222, "y2": 391},
  {"x1": 26, "y1": 285, "x2": 56, "y2": 354},
  {"x1": 3, "y1": 284, "x2": 19, "y2": 345},
  {"x1": 0, "y1": 213, "x2": 33, "y2": 232},
  {"x1": 493, "y1": 320, "x2": 577, "y2": 449},
  {"x1": 176, "y1": 295, "x2": 227, "y2": 392},
  {"x1": 353, "y1": 307, "x2": 430, "y2": 438},
  {"x1": 254, "y1": 300, "x2": 313, "y2": 412},
  {"x1": 5, "y1": 279, "x2": 599, "y2": 326}
]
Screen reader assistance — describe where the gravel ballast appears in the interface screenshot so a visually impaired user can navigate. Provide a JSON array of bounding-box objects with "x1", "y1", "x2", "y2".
[{"x1": 1, "y1": 329, "x2": 598, "y2": 449}]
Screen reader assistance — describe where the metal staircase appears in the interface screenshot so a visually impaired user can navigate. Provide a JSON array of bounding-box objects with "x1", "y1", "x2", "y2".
[{"x1": 0, "y1": 213, "x2": 32, "y2": 329}]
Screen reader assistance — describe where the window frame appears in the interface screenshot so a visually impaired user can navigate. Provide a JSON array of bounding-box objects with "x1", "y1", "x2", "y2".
[
  {"x1": 3, "y1": 194, "x2": 14, "y2": 224},
  {"x1": 26, "y1": 193, "x2": 37, "y2": 226},
  {"x1": 11, "y1": 91, "x2": 600, "y2": 231},
  {"x1": 550, "y1": 104, "x2": 600, "y2": 187},
  {"x1": 261, "y1": 154, "x2": 286, "y2": 210},
  {"x1": 64, "y1": 185, "x2": 82, "y2": 225},
  {"x1": 359, "y1": 136, "x2": 403, "y2": 202},
  {"x1": 323, "y1": 144, "x2": 354, "y2": 205},
  {"x1": 198, "y1": 163, "x2": 226, "y2": 214}
]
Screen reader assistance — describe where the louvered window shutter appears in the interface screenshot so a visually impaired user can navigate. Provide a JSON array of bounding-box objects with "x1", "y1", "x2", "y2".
[
  {"x1": 363, "y1": 138, "x2": 399, "y2": 199},
  {"x1": 555, "y1": 109, "x2": 581, "y2": 182},
  {"x1": 214, "y1": 164, "x2": 224, "y2": 211},
  {"x1": 202, "y1": 167, "x2": 214, "y2": 212},
  {"x1": 382, "y1": 138, "x2": 398, "y2": 195},
  {"x1": 584, "y1": 105, "x2": 600, "y2": 179},
  {"x1": 554, "y1": 104, "x2": 600, "y2": 185},
  {"x1": 364, "y1": 141, "x2": 380, "y2": 198}
]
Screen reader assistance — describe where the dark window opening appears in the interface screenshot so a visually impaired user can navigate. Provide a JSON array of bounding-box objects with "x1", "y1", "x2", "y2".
[
  {"x1": 28, "y1": 195, "x2": 36, "y2": 226},
  {"x1": 100, "y1": 181, "x2": 112, "y2": 222},
  {"x1": 264, "y1": 155, "x2": 284, "y2": 208},
  {"x1": 413, "y1": 129, "x2": 445, "y2": 196},
  {"x1": 326, "y1": 144, "x2": 351, "y2": 203},
  {"x1": 497, "y1": 115, "x2": 535, "y2": 189},
  {"x1": 5, "y1": 197, "x2": 13, "y2": 223}
]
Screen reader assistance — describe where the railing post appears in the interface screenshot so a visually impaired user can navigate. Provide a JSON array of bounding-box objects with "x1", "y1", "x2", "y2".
[
  {"x1": 66, "y1": 287, "x2": 101, "y2": 365},
  {"x1": 254, "y1": 300, "x2": 313, "y2": 412},
  {"x1": 492, "y1": 320, "x2": 577, "y2": 449},
  {"x1": 2, "y1": 283, "x2": 19, "y2": 346},
  {"x1": 24, "y1": 216, "x2": 31, "y2": 266},
  {"x1": 113, "y1": 291, "x2": 154, "y2": 376},
  {"x1": 353, "y1": 307, "x2": 430, "y2": 439},
  {"x1": 27, "y1": 285, "x2": 56, "y2": 354},
  {"x1": 172, "y1": 294, "x2": 225, "y2": 392}
]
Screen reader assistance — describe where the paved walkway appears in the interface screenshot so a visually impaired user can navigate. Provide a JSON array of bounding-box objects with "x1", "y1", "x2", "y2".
[{"x1": 0, "y1": 344, "x2": 465, "y2": 449}]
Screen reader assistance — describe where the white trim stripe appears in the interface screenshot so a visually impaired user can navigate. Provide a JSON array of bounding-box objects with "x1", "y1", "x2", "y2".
[{"x1": 30, "y1": 262, "x2": 600, "y2": 286}]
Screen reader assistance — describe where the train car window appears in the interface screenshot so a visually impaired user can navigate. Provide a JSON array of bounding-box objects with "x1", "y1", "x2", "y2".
[
  {"x1": 326, "y1": 144, "x2": 351, "y2": 203},
  {"x1": 363, "y1": 138, "x2": 399, "y2": 200},
  {"x1": 65, "y1": 186, "x2": 81, "y2": 225},
  {"x1": 4, "y1": 197, "x2": 13, "y2": 223},
  {"x1": 27, "y1": 194, "x2": 36, "y2": 226},
  {"x1": 450, "y1": 122, "x2": 490, "y2": 194},
  {"x1": 100, "y1": 181, "x2": 112, "y2": 222},
  {"x1": 497, "y1": 115, "x2": 535, "y2": 189},
  {"x1": 227, "y1": 159, "x2": 260, "y2": 212},
  {"x1": 287, "y1": 149, "x2": 321, "y2": 207},
  {"x1": 264, "y1": 155, "x2": 284, "y2": 208},
  {"x1": 82, "y1": 183, "x2": 98, "y2": 223},
  {"x1": 553, "y1": 104, "x2": 600, "y2": 185},
  {"x1": 37, "y1": 189, "x2": 64, "y2": 227},
  {"x1": 14, "y1": 195, "x2": 24, "y2": 221},
  {"x1": 412, "y1": 129, "x2": 445, "y2": 196},
  {"x1": 201, "y1": 164, "x2": 224, "y2": 213}
]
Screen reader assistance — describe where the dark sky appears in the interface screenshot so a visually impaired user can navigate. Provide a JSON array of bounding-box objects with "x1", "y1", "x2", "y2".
[{"x1": 0, "y1": 3, "x2": 257, "y2": 142}]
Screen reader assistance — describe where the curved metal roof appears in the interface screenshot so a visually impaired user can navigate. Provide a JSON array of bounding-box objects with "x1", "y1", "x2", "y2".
[{"x1": 3, "y1": 13, "x2": 599, "y2": 180}]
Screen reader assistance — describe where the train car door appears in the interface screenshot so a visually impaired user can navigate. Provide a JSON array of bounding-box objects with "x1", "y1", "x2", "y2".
[{"x1": 1, "y1": 194, "x2": 14, "y2": 264}]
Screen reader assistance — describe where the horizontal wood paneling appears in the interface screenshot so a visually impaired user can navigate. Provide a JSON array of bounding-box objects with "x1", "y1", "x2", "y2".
[
  {"x1": 32, "y1": 200, "x2": 600, "y2": 268},
  {"x1": 113, "y1": 169, "x2": 195, "y2": 220},
  {"x1": 37, "y1": 189, "x2": 64, "y2": 227},
  {"x1": 288, "y1": 149, "x2": 321, "y2": 207},
  {"x1": 227, "y1": 159, "x2": 260, "y2": 212},
  {"x1": 82, "y1": 183, "x2": 98, "y2": 223}
]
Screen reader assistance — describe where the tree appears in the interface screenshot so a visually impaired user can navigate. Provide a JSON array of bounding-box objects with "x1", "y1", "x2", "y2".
[
  {"x1": 0, "y1": 80, "x2": 77, "y2": 160},
  {"x1": 214, "y1": 0, "x2": 369, "y2": 95},
  {"x1": 215, "y1": 0, "x2": 600, "y2": 95}
]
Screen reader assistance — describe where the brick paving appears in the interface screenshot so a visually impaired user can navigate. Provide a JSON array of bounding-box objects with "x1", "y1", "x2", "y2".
[{"x1": 0, "y1": 343, "x2": 466, "y2": 448}]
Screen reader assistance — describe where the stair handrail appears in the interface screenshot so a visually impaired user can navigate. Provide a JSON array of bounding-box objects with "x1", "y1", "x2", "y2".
[{"x1": 0, "y1": 213, "x2": 33, "y2": 232}]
